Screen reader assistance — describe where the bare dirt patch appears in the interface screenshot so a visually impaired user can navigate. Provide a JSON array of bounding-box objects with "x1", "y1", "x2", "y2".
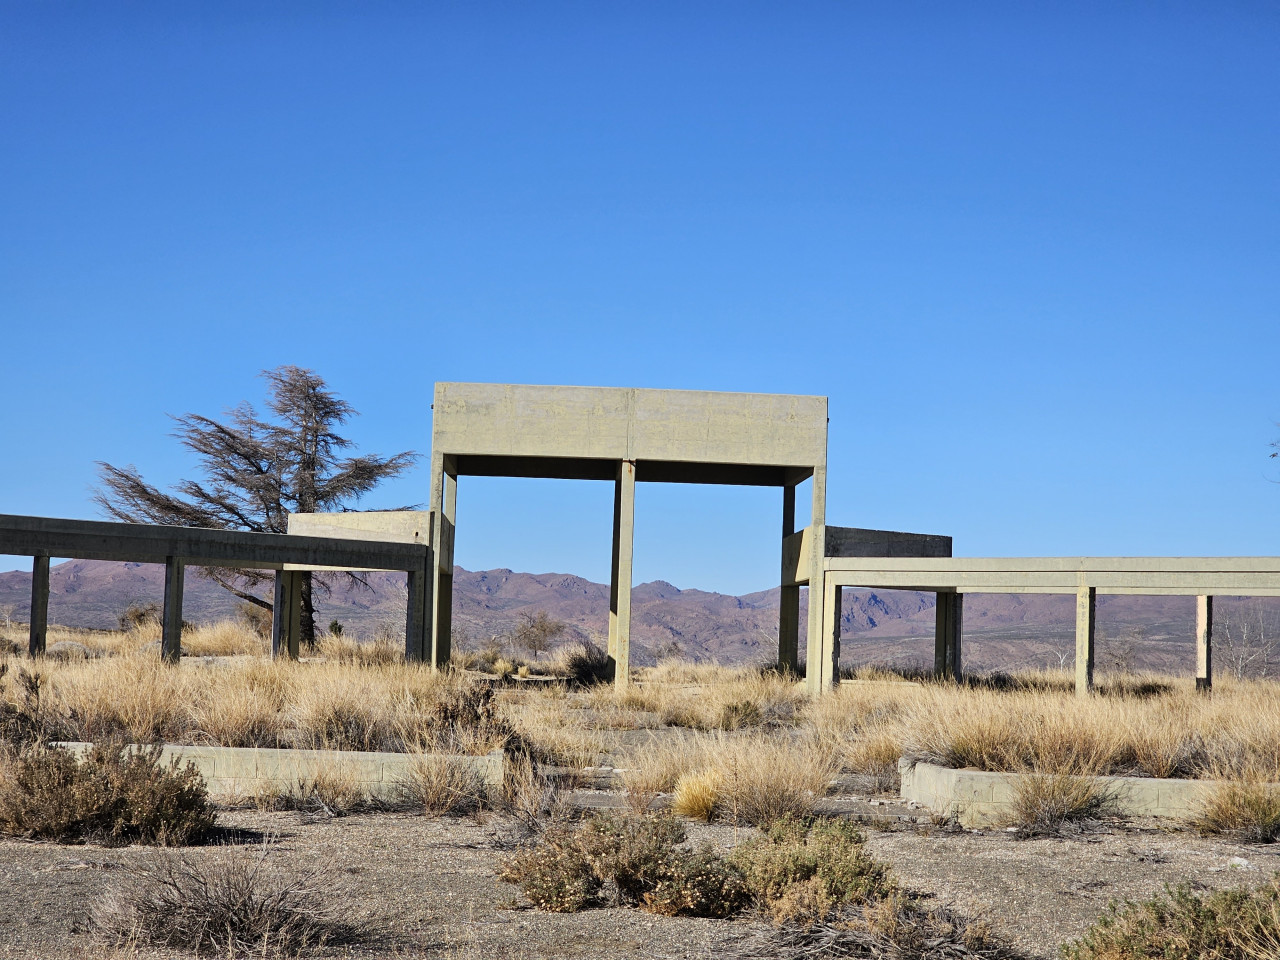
[{"x1": 2, "y1": 805, "x2": 1278, "y2": 959}]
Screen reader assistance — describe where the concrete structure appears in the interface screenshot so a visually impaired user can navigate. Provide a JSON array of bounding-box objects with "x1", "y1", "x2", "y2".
[
  {"x1": 54, "y1": 742, "x2": 504, "y2": 802},
  {"x1": 819, "y1": 557, "x2": 1280, "y2": 694},
  {"x1": 899, "y1": 758, "x2": 1224, "y2": 828},
  {"x1": 0, "y1": 513, "x2": 431, "y2": 662},
  {"x1": 286, "y1": 511, "x2": 432, "y2": 659},
  {"x1": 429, "y1": 383, "x2": 831, "y2": 691}
]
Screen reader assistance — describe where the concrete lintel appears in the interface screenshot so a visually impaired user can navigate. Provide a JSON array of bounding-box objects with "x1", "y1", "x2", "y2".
[
  {"x1": 782, "y1": 525, "x2": 953, "y2": 587},
  {"x1": 0, "y1": 514, "x2": 430, "y2": 572}
]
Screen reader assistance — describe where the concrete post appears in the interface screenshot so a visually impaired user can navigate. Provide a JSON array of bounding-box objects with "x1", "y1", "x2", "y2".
[
  {"x1": 405, "y1": 558, "x2": 431, "y2": 662},
  {"x1": 430, "y1": 453, "x2": 457, "y2": 668},
  {"x1": 608, "y1": 459, "x2": 636, "y2": 688},
  {"x1": 934, "y1": 591, "x2": 963, "y2": 679},
  {"x1": 777, "y1": 484, "x2": 800, "y2": 673},
  {"x1": 814, "y1": 577, "x2": 842, "y2": 692},
  {"x1": 28, "y1": 553, "x2": 49, "y2": 657},
  {"x1": 1195, "y1": 594, "x2": 1213, "y2": 693},
  {"x1": 272, "y1": 570, "x2": 302, "y2": 660},
  {"x1": 1075, "y1": 585, "x2": 1096, "y2": 695},
  {"x1": 161, "y1": 556, "x2": 185, "y2": 664},
  {"x1": 803, "y1": 464, "x2": 828, "y2": 697}
]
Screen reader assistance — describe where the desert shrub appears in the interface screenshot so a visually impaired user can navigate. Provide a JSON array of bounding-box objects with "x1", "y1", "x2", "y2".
[
  {"x1": 395, "y1": 753, "x2": 489, "y2": 817},
  {"x1": 1195, "y1": 780, "x2": 1280, "y2": 843},
  {"x1": 730, "y1": 816, "x2": 895, "y2": 925},
  {"x1": 557, "y1": 639, "x2": 613, "y2": 686},
  {"x1": 0, "y1": 741, "x2": 214, "y2": 845},
  {"x1": 118, "y1": 601, "x2": 161, "y2": 631},
  {"x1": 732, "y1": 894, "x2": 1023, "y2": 960},
  {"x1": 716, "y1": 699, "x2": 764, "y2": 730},
  {"x1": 712, "y1": 736, "x2": 838, "y2": 827},
  {"x1": 0, "y1": 664, "x2": 47, "y2": 745},
  {"x1": 90, "y1": 844, "x2": 368, "y2": 956},
  {"x1": 1004, "y1": 771, "x2": 1120, "y2": 836},
  {"x1": 1062, "y1": 879, "x2": 1280, "y2": 960},
  {"x1": 497, "y1": 812, "x2": 749, "y2": 918}
]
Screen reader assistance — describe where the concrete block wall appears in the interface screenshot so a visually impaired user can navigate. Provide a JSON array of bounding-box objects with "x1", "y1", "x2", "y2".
[{"x1": 56, "y1": 742, "x2": 505, "y2": 802}]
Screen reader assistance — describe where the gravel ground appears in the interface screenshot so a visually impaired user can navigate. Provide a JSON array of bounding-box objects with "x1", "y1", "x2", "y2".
[{"x1": 1, "y1": 801, "x2": 1277, "y2": 959}]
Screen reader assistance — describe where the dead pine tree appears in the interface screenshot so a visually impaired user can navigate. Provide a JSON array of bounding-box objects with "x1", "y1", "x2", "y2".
[{"x1": 93, "y1": 365, "x2": 417, "y2": 647}]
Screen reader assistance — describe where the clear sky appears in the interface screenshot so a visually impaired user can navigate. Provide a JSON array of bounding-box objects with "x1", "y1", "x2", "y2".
[{"x1": 2, "y1": 2, "x2": 1277, "y2": 595}]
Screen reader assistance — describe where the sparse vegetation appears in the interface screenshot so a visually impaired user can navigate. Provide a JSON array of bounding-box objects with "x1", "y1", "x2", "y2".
[
  {"x1": 90, "y1": 843, "x2": 369, "y2": 956},
  {"x1": 0, "y1": 741, "x2": 214, "y2": 845},
  {"x1": 1195, "y1": 777, "x2": 1280, "y2": 843},
  {"x1": 1004, "y1": 769, "x2": 1122, "y2": 836},
  {"x1": 1062, "y1": 878, "x2": 1280, "y2": 960}
]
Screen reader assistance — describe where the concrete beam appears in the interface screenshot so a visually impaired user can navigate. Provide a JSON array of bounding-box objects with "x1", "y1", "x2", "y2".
[
  {"x1": 28, "y1": 554, "x2": 49, "y2": 657},
  {"x1": 1075, "y1": 586, "x2": 1096, "y2": 695},
  {"x1": 822, "y1": 556, "x2": 1280, "y2": 597},
  {"x1": 433, "y1": 383, "x2": 828, "y2": 471},
  {"x1": 161, "y1": 556, "x2": 184, "y2": 664},
  {"x1": 285, "y1": 511, "x2": 430, "y2": 572},
  {"x1": 1196, "y1": 595, "x2": 1213, "y2": 693},
  {"x1": 0, "y1": 514, "x2": 429, "y2": 572},
  {"x1": 608, "y1": 460, "x2": 636, "y2": 688}
]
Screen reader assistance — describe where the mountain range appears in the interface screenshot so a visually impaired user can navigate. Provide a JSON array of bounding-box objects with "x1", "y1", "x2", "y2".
[{"x1": 1, "y1": 558, "x2": 1276, "y2": 675}]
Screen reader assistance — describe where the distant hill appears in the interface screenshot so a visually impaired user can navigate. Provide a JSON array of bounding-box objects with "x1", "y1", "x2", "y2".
[{"x1": 1, "y1": 558, "x2": 1276, "y2": 674}]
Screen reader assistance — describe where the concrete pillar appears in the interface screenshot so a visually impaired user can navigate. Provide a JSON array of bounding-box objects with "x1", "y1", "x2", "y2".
[
  {"x1": 430, "y1": 453, "x2": 457, "y2": 668},
  {"x1": 813, "y1": 577, "x2": 842, "y2": 693},
  {"x1": 1075, "y1": 585, "x2": 1096, "y2": 695},
  {"x1": 161, "y1": 556, "x2": 185, "y2": 664},
  {"x1": 777, "y1": 483, "x2": 800, "y2": 673},
  {"x1": 803, "y1": 464, "x2": 828, "y2": 697},
  {"x1": 608, "y1": 459, "x2": 636, "y2": 689},
  {"x1": 405, "y1": 557, "x2": 431, "y2": 662},
  {"x1": 272, "y1": 570, "x2": 302, "y2": 659},
  {"x1": 934, "y1": 591, "x2": 963, "y2": 679},
  {"x1": 1195, "y1": 594, "x2": 1213, "y2": 693},
  {"x1": 28, "y1": 553, "x2": 49, "y2": 657}
]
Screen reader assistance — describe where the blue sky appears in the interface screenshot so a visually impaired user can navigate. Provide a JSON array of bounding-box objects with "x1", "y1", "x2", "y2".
[{"x1": 2, "y1": 2, "x2": 1277, "y2": 594}]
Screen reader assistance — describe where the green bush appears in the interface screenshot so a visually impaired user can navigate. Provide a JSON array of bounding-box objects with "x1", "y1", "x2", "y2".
[
  {"x1": 730, "y1": 816, "x2": 895, "y2": 924},
  {"x1": 0, "y1": 740, "x2": 215, "y2": 845},
  {"x1": 497, "y1": 812, "x2": 749, "y2": 918},
  {"x1": 1062, "y1": 878, "x2": 1280, "y2": 959}
]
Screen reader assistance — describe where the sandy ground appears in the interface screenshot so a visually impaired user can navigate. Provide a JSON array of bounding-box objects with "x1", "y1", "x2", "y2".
[{"x1": 1, "y1": 794, "x2": 1278, "y2": 960}]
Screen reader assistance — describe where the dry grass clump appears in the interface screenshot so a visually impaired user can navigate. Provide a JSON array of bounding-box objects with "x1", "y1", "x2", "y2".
[
  {"x1": 314, "y1": 633, "x2": 402, "y2": 666},
  {"x1": 672, "y1": 767, "x2": 723, "y2": 820},
  {"x1": 1062, "y1": 877, "x2": 1280, "y2": 960},
  {"x1": 0, "y1": 741, "x2": 215, "y2": 845},
  {"x1": 1195, "y1": 775, "x2": 1280, "y2": 843},
  {"x1": 395, "y1": 753, "x2": 490, "y2": 817},
  {"x1": 1004, "y1": 768, "x2": 1122, "y2": 836},
  {"x1": 618, "y1": 733, "x2": 712, "y2": 814},
  {"x1": 499, "y1": 692, "x2": 605, "y2": 769},
  {"x1": 90, "y1": 844, "x2": 370, "y2": 957},
  {"x1": 250, "y1": 771, "x2": 375, "y2": 818}
]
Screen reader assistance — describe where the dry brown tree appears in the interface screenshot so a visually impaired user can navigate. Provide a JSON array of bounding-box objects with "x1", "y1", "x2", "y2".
[{"x1": 93, "y1": 365, "x2": 417, "y2": 646}]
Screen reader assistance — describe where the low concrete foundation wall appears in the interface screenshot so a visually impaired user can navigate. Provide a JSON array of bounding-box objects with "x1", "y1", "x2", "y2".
[
  {"x1": 899, "y1": 758, "x2": 1216, "y2": 828},
  {"x1": 56, "y1": 742, "x2": 505, "y2": 802}
]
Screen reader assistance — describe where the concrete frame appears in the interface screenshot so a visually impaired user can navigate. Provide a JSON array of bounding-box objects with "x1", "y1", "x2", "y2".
[
  {"x1": 819, "y1": 557, "x2": 1280, "y2": 694},
  {"x1": 430, "y1": 383, "x2": 830, "y2": 689},
  {"x1": 0, "y1": 513, "x2": 431, "y2": 662}
]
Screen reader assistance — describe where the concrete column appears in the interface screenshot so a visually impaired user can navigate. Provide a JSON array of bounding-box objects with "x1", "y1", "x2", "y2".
[
  {"x1": 28, "y1": 553, "x2": 49, "y2": 657},
  {"x1": 272, "y1": 570, "x2": 302, "y2": 660},
  {"x1": 934, "y1": 591, "x2": 963, "y2": 679},
  {"x1": 608, "y1": 459, "x2": 636, "y2": 689},
  {"x1": 803, "y1": 464, "x2": 828, "y2": 697},
  {"x1": 813, "y1": 577, "x2": 842, "y2": 693},
  {"x1": 405, "y1": 554, "x2": 431, "y2": 662},
  {"x1": 1075, "y1": 585, "x2": 1096, "y2": 695},
  {"x1": 1195, "y1": 594, "x2": 1213, "y2": 693},
  {"x1": 161, "y1": 556, "x2": 185, "y2": 664},
  {"x1": 430, "y1": 453, "x2": 457, "y2": 669},
  {"x1": 777, "y1": 484, "x2": 800, "y2": 673}
]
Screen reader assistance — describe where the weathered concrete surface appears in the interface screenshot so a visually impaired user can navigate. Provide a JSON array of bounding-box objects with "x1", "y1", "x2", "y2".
[
  {"x1": 432, "y1": 382, "x2": 828, "y2": 475},
  {"x1": 899, "y1": 758, "x2": 1219, "y2": 828},
  {"x1": 430, "y1": 383, "x2": 831, "y2": 689},
  {"x1": 285, "y1": 510, "x2": 430, "y2": 571},
  {"x1": 55, "y1": 742, "x2": 505, "y2": 802},
  {"x1": 782, "y1": 526, "x2": 952, "y2": 588}
]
